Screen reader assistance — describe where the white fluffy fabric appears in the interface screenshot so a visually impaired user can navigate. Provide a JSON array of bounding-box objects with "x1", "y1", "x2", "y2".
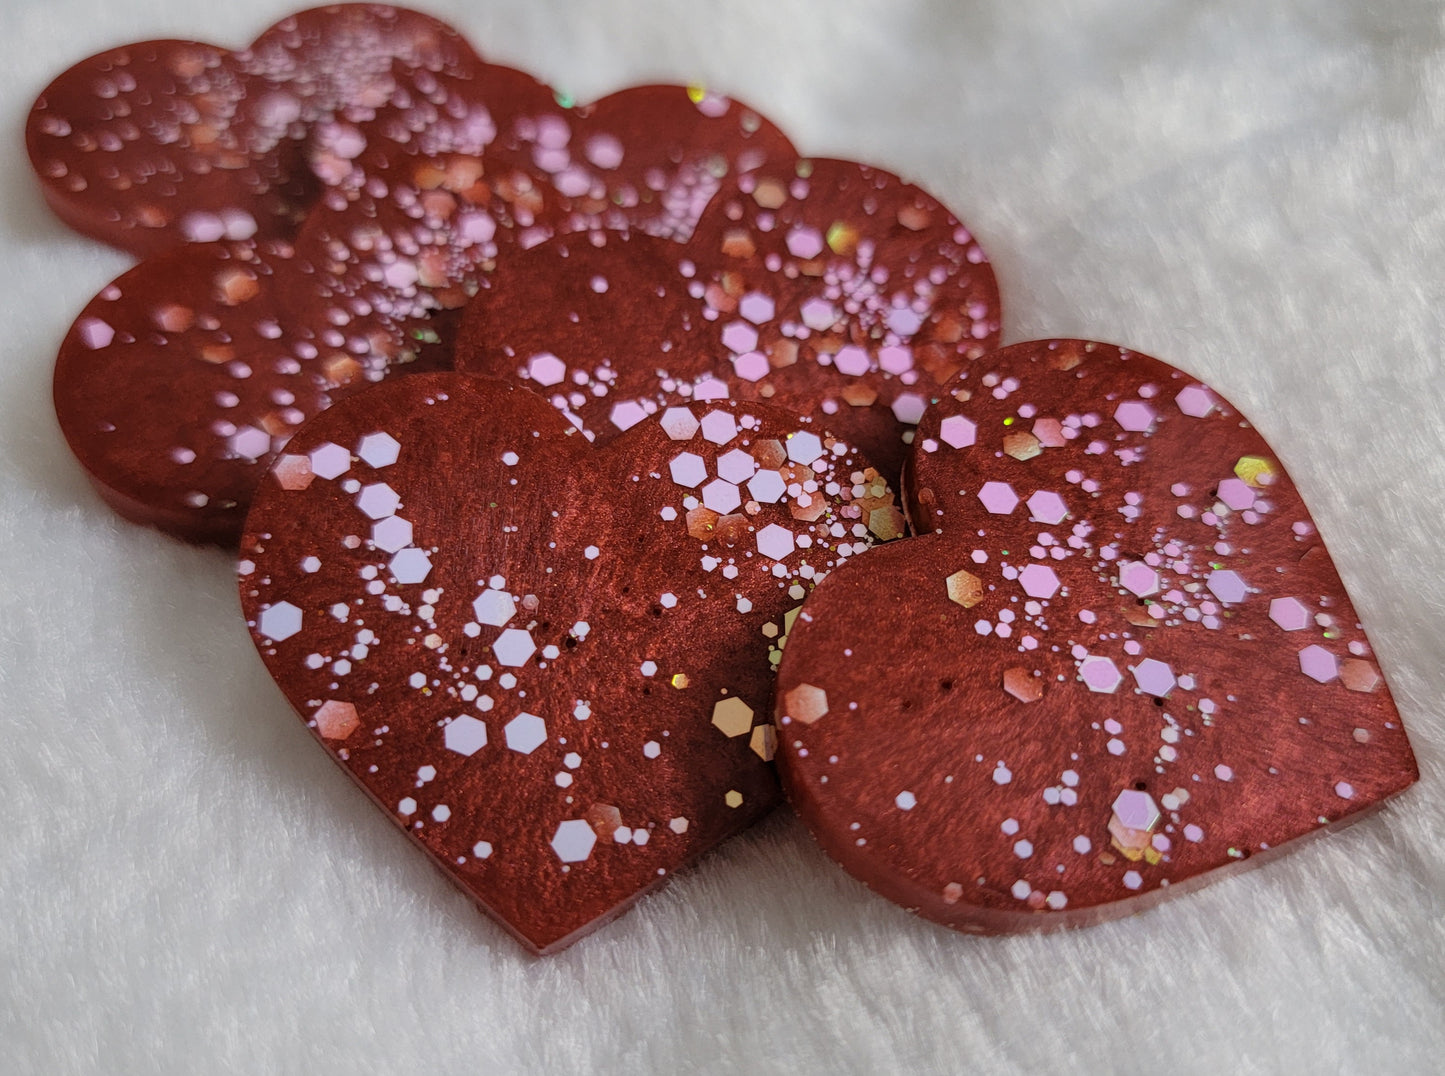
[{"x1": 2, "y1": 1, "x2": 1442, "y2": 1072}]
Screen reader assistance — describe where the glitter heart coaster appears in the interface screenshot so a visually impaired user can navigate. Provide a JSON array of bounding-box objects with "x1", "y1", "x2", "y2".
[
  {"x1": 240, "y1": 373, "x2": 899, "y2": 951},
  {"x1": 773, "y1": 339, "x2": 1418, "y2": 931}
]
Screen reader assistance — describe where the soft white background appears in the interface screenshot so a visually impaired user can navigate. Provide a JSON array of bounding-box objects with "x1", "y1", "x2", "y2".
[{"x1": 2, "y1": 1, "x2": 1442, "y2": 1072}]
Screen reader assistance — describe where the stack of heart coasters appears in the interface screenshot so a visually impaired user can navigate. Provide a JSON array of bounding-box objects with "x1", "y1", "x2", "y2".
[
  {"x1": 31, "y1": 5, "x2": 1417, "y2": 953},
  {"x1": 36, "y1": 5, "x2": 802, "y2": 541}
]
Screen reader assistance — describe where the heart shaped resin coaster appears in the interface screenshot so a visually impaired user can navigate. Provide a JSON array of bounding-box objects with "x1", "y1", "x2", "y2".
[
  {"x1": 774, "y1": 339, "x2": 1417, "y2": 933},
  {"x1": 456, "y1": 157, "x2": 1000, "y2": 486},
  {"x1": 546, "y1": 84, "x2": 797, "y2": 239},
  {"x1": 25, "y1": 38, "x2": 303, "y2": 255},
  {"x1": 239, "y1": 373, "x2": 899, "y2": 952},
  {"x1": 50, "y1": 207, "x2": 493, "y2": 543},
  {"x1": 25, "y1": 5, "x2": 485, "y2": 255},
  {"x1": 337, "y1": 71, "x2": 797, "y2": 239}
]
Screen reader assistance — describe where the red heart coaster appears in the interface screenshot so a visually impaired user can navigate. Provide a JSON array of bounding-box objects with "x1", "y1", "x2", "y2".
[
  {"x1": 244, "y1": 4, "x2": 483, "y2": 126},
  {"x1": 25, "y1": 5, "x2": 484, "y2": 256},
  {"x1": 774, "y1": 339, "x2": 1417, "y2": 932},
  {"x1": 239, "y1": 372, "x2": 901, "y2": 952},
  {"x1": 548, "y1": 85, "x2": 797, "y2": 239},
  {"x1": 337, "y1": 71, "x2": 797, "y2": 238},
  {"x1": 25, "y1": 38, "x2": 302, "y2": 256},
  {"x1": 456, "y1": 157, "x2": 1001, "y2": 484},
  {"x1": 52, "y1": 233, "x2": 425, "y2": 543}
]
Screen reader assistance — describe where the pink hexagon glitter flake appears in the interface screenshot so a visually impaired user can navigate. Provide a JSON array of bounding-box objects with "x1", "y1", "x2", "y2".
[
  {"x1": 1130, "y1": 658, "x2": 1176, "y2": 698},
  {"x1": 1269, "y1": 596, "x2": 1312, "y2": 632},
  {"x1": 1216, "y1": 477, "x2": 1256, "y2": 511},
  {"x1": 1026, "y1": 490, "x2": 1068, "y2": 525},
  {"x1": 1112, "y1": 789, "x2": 1161, "y2": 833},
  {"x1": 939, "y1": 415, "x2": 978, "y2": 450},
  {"x1": 1299, "y1": 644, "x2": 1340, "y2": 684},
  {"x1": 1174, "y1": 384, "x2": 1215, "y2": 418},
  {"x1": 978, "y1": 481, "x2": 1020, "y2": 515},
  {"x1": 1205, "y1": 569, "x2": 1248, "y2": 605},
  {"x1": 1018, "y1": 564, "x2": 1061, "y2": 600},
  {"x1": 1118, "y1": 560, "x2": 1161, "y2": 598},
  {"x1": 774, "y1": 339, "x2": 1417, "y2": 938},
  {"x1": 1079, "y1": 655, "x2": 1125, "y2": 693},
  {"x1": 1113, "y1": 399, "x2": 1156, "y2": 432}
]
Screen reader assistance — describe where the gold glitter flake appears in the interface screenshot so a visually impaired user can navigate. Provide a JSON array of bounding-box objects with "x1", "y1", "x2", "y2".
[
  {"x1": 946, "y1": 569, "x2": 984, "y2": 608},
  {"x1": 712, "y1": 513, "x2": 750, "y2": 546},
  {"x1": 725, "y1": 790, "x2": 744, "y2": 808},
  {"x1": 768, "y1": 339, "x2": 799, "y2": 368},
  {"x1": 322, "y1": 354, "x2": 363, "y2": 386},
  {"x1": 750, "y1": 724, "x2": 778, "y2": 761},
  {"x1": 1048, "y1": 342, "x2": 1086, "y2": 371},
  {"x1": 1340, "y1": 659, "x2": 1381, "y2": 693},
  {"x1": 712, "y1": 697, "x2": 754, "y2": 738},
  {"x1": 214, "y1": 266, "x2": 259, "y2": 306},
  {"x1": 1109, "y1": 823, "x2": 1152, "y2": 862},
  {"x1": 868, "y1": 505, "x2": 905, "y2": 541},
  {"x1": 1003, "y1": 431, "x2": 1042, "y2": 461},
  {"x1": 686, "y1": 506, "x2": 720, "y2": 540},
  {"x1": 1002, "y1": 668, "x2": 1043, "y2": 703},
  {"x1": 671, "y1": 673, "x2": 691, "y2": 690},
  {"x1": 790, "y1": 494, "x2": 829, "y2": 523},
  {"x1": 752, "y1": 177, "x2": 788, "y2": 210},
  {"x1": 154, "y1": 304, "x2": 194, "y2": 333},
  {"x1": 721, "y1": 229, "x2": 756, "y2": 259},
  {"x1": 826, "y1": 221, "x2": 859, "y2": 254},
  {"x1": 897, "y1": 203, "x2": 931, "y2": 230},
  {"x1": 1123, "y1": 606, "x2": 1160, "y2": 629},
  {"x1": 586, "y1": 803, "x2": 623, "y2": 839},
  {"x1": 272, "y1": 454, "x2": 315, "y2": 491},
  {"x1": 1235, "y1": 454, "x2": 1277, "y2": 487},
  {"x1": 751, "y1": 439, "x2": 787, "y2": 469}
]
